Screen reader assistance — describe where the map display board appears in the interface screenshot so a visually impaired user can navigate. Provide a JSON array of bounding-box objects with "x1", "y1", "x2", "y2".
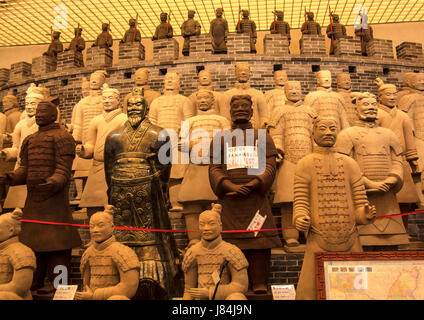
[{"x1": 315, "y1": 251, "x2": 424, "y2": 300}]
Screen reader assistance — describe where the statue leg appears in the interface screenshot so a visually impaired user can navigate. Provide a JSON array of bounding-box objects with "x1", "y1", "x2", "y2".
[
  {"x1": 74, "y1": 178, "x2": 84, "y2": 201},
  {"x1": 281, "y1": 202, "x2": 300, "y2": 247},
  {"x1": 169, "y1": 178, "x2": 183, "y2": 212},
  {"x1": 243, "y1": 248, "x2": 271, "y2": 294},
  {"x1": 31, "y1": 251, "x2": 47, "y2": 291},
  {"x1": 182, "y1": 201, "x2": 202, "y2": 247}
]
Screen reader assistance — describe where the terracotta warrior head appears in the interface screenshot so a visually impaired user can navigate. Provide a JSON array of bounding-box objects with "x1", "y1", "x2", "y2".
[
  {"x1": 35, "y1": 98, "x2": 59, "y2": 126},
  {"x1": 411, "y1": 73, "x2": 424, "y2": 92},
  {"x1": 90, "y1": 70, "x2": 107, "y2": 90},
  {"x1": 285, "y1": 81, "x2": 302, "y2": 103},
  {"x1": 102, "y1": 23, "x2": 109, "y2": 32},
  {"x1": 81, "y1": 77, "x2": 90, "y2": 98},
  {"x1": 275, "y1": 11, "x2": 284, "y2": 20},
  {"x1": 313, "y1": 117, "x2": 338, "y2": 148},
  {"x1": 402, "y1": 72, "x2": 414, "y2": 88},
  {"x1": 89, "y1": 206, "x2": 115, "y2": 243},
  {"x1": 0, "y1": 209, "x2": 23, "y2": 242},
  {"x1": 129, "y1": 19, "x2": 136, "y2": 27},
  {"x1": 198, "y1": 69, "x2": 212, "y2": 87},
  {"x1": 164, "y1": 72, "x2": 180, "y2": 92},
  {"x1": 307, "y1": 12, "x2": 314, "y2": 21},
  {"x1": 74, "y1": 27, "x2": 82, "y2": 36},
  {"x1": 230, "y1": 94, "x2": 253, "y2": 124},
  {"x1": 199, "y1": 203, "x2": 223, "y2": 242},
  {"x1": 127, "y1": 87, "x2": 148, "y2": 128},
  {"x1": 102, "y1": 84, "x2": 120, "y2": 112},
  {"x1": 216, "y1": 8, "x2": 223, "y2": 18},
  {"x1": 242, "y1": 10, "x2": 249, "y2": 19},
  {"x1": 188, "y1": 10, "x2": 195, "y2": 19},
  {"x1": 195, "y1": 89, "x2": 215, "y2": 112},
  {"x1": 134, "y1": 68, "x2": 149, "y2": 86},
  {"x1": 331, "y1": 14, "x2": 340, "y2": 22},
  {"x1": 337, "y1": 73, "x2": 351, "y2": 91},
  {"x1": 375, "y1": 78, "x2": 397, "y2": 108},
  {"x1": 235, "y1": 62, "x2": 250, "y2": 83},
  {"x1": 52, "y1": 31, "x2": 61, "y2": 40},
  {"x1": 316, "y1": 70, "x2": 332, "y2": 89},
  {"x1": 352, "y1": 92, "x2": 378, "y2": 122},
  {"x1": 274, "y1": 70, "x2": 288, "y2": 87},
  {"x1": 25, "y1": 84, "x2": 47, "y2": 118},
  {"x1": 2, "y1": 90, "x2": 18, "y2": 112},
  {"x1": 160, "y1": 13, "x2": 168, "y2": 22}
]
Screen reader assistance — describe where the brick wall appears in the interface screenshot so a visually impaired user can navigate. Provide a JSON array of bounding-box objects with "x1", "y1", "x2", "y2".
[
  {"x1": 300, "y1": 35, "x2": 326, "y2": 55},
  {"x1": 367, "y1": 39, "x2": 395, "y2": 59},
  {"x1": 57, "y1": 51, "x2": 84, "y2": 71},
  {"x1": 86, "y1": 47, "x2": 113, "y2": 69},
  {"x1": 189, "y1": 34, "x2": 213, "y2": 57},
  {"x1": 334, "y1": 36, "x2": 362, "y2": 57},
  {"x1": 263, "y1": 34, "x2": 290, "y2": 56},
  {"x1": 396, "y1": 42, "x2": 424, "y2": 62},
  {"x1": 153, "y1": 38, "x2": 179, "y2": 61},
  {"x1": 0, "y1": 68, "x2": 9, "y2": 86}
]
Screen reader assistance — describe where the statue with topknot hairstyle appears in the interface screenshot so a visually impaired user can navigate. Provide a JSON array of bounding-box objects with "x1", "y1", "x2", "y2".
[
  {"x1": 182, "y1": 203, "x2": 249, "y2": 300},
  {"x1": 2, "y1": 90, "x2": 21, "y2": 135},
  {"x1": 0, "y1": 208, "x2": 36, "y2": 300}
]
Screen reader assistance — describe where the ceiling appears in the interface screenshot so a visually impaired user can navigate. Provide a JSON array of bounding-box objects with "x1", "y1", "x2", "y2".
[{"x1": 0, "y1": 0, "x2": 423, "y2": 47}]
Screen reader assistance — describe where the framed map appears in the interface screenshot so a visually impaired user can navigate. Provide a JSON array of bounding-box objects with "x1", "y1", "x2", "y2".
[{"x1": 315, "y1": 251, "x2": 424, "y2": 300}]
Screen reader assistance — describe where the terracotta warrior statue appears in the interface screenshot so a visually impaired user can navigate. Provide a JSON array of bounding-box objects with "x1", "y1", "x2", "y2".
[
  {"x1": 326, "y1": 13, "x2": 347, "y2": 55},
  {"x1": 121, "y1": 18, "x2": 141, "y2": 43},
  {"x1": 398, "y1": 73, "x2": 424, "y2": 187},
  {"x1": 43, "y1": 31, "x2": 63, "y2": 60},
  {"x1": 104, "y1": 88, "x2": 178, "y2": 297},
  {"x1": 304, "y1": 70, "x2": 349, "y2": 131},
  {"x1": 210, "y1": 8, "x2": 229, "y2": 54},
  {"x1": 336, "y1": 73, "x2": 358, "y2": 126},
  {"x1": 75, "y1": 207, "x2": 139, "y2": 300},
  {"x1": 19, "y1": 85, "x2": 60, "y2": 123},
  {"x1": 236, "y1": 10, "x2": 257, "y2": 53},
  {"x1": 2, "y1": 85, "x2": 45, "y2": 209},
  {"x1": 181, "y1": 10, "x2": 201, "y2": 56},
  {"x1": 72, "y1": 70, "x2": 106, "y2": 202},
  {"x1": 294, "y1": 117, "x2": 376, "y2": 300},
  {"x1": 268, "y1": 81, "x2": 316, "y2": 248},
  {"x1": 0, "y1": 109, "x2": 6, "y2": 150},
  {"x1": 270, "y1": 11, "x2": 291, "y2": 43},
  {"x1": 336, "y1": 92, "x2": 409, "y2": 250},
  {"x1": 222, "y1": 62, "x2": 268, "y2": 129},
  {"x1": 69, "y1": 77, "x2": 90, "y2": 135},
  {"x1": 77, "y1": 84, "x2": 127, "y2": 216},
  {"x1": 2, "y1": 90, "x2": 22, "y2": 135},
  {"x1": 355, "y1": 24, "x2": 373, "y2": 56},
  {"x1": 264, "y1": 70, "x2": 288, "y2": 115},
  {"x1": 152, "y1": 13, "x2": 173, "y2": 40},
  {"x1": 187, "y1": 69, "x2": 223, "y2": 116},
  {"x1": 5, "y1": 98, "x2": 81, "y2": 294},
  {"x1": 65, "y1": 27, "x2": 85, "y2": 53},
  {"x1": 397, "y1": 72, "x2": 415, "y2": 107},
  {"x1": 375, "y1": 78, "x2": 423, "y2": 210},
  {"x1": 149, "y1": 72, "x2": 193, "y2": 212},
  {"x1": 0, "y1": 209, "x2": 36, "y2": 300},
  {"x1": 123, "y1": 68, "x2": 160, "y2": 114},
  {"x1": 182, "y1": 204, "x2": 248, "y2": 300},
  {"x1": 209, "y1": 95, "x2": 282, "y2": 294},
  {"x1": 92, "y1": 23, "x2": 113, "y2": 48},
  {"x1": 178, "y1": 89, "x2": 231, "y2": 247},
  {"x1": 301, "y1": 12, "x2": 321, "y2": 35}
]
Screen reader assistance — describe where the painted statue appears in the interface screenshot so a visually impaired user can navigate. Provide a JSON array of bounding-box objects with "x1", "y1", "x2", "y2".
[
  {"x1": 92, "y1": 23, "x2": 113, "y2": 48},
  {"x1": 210, "y1": 8, "x2": 229, "y2": 54},
  {"x1": 236, "y1": 10, "x2": 257, "y2": 53},
  {"x1": 121, "y1": 19, "x2": 141, "y2": 43},
  {"x1": 2, "y1": 90, "x2": 22, "y2": 135},
  {"x1": 301, "y1": 12, "x2": 321, "y2": 35},
  {"x1": 326, "y1": 13, "x2": 346, "y2": 54},
  {"x1": 397, "y1": 72, "x2": 415, "y2": 106},
  {"x1": 152, "y1": 13, "x2": 173, "y2": 40},
  {"x1": 336, "y1": 73, "x2": 358, "y2": 126},
  {"x1": 181, "y1": 10, "x2": 201, "y2": 56},
  {"x1": 65, "y1": 27, "x2": 85, "y2": 53},
  {"x1": 43, "y1": 31, "x2": 63, "y2": 60},
  {"x1": 270, "y1": 11, "x2": 291, "y2": 43},
  {"x1": 264, "y1": 70, "x2": 288, "y2": 115},
  {"x1": 355, "y1": 24, "x2": 373, "y2": 56}
]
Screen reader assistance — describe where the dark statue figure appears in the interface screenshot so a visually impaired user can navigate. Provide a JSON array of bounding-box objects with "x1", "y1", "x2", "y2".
[
  {"x1": 121, "y1": 19, "x2": 141, "y2": 44},
  {"x1": 92, "y1": 23, "x2": 113, "y2": 48},
  {"x1": 43, "y1": 31, "x2": 63, "y2": 60},
  {"x1": 152, "y1": 13, "x2": 173, "y2": 40},
  {"x1": 5, "y1": 98, "x2": 81, "y2": 294},
  {"x1": 209, "y1": 8, "x2": 229, "y2": 54},
  {"x1": 104, "y1": 88, "x2": 178, "y2": 296},
  {"x1": 65, "y1": 27, "x2": 85, "y2": 53},
  {"x1": 355, "y1": 24, "x2": 374, "y2": 56},
  {"x1": 236, "y1": 10, "x2": 257, "y2": 53},
  {"x1": 326, "y1": 14, "x2": 347, "y2": 54},
  {"x1": 181, "y1": 10, "x2": 201, "y2": 56},
  {"x1": 270, "y1": 11, "x2": 291, "y2": 43},
  {"x1": 301, "y1": 12, "x2": 321, "y2": 35}
]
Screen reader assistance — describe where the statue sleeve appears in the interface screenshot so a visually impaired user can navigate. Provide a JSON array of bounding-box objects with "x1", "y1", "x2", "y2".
[
  {"x1": 73, "y1": 102, "x2": 83, "y2": 143},
  {"x1": 257, "y1": 93, "x2": 269, "y2": 128},
  {"x1": 326, "y1": 24, "x2": 332, "y2": 37},
  {"x1": 79, "y1": 38, "x2": 86, "y2": 51},
  {"x1": 293, "y1": 157, "x2": 312, "y2": 224},
  {"x1": 252, "y1": 21, "x2": 257, "y2": 38},
  {"x1": 112, "y1": 244, "x2": 140, "y2": 273},
  {"x1": 342, "y1": 25, "x2": 347, "y2": 35},
  {"x1": 389, "y1": 131, "x2": 404, "y2": 182},
  {"x1": 338, "y1": 99, "x2": 350, "y2": 130},
  {"x1": 80, "y1": 118, "x2": 97, "y2": 159},
  {"x1": 335, "y1": 129, "x2": 354, "y2": 156},
  {"x1": 9, "y1": 245, "x2": 36, "y2": 271},
  {"x1": 104, "y1": 134, "x2": 115, "y2": 194},
  {"x1": 209, "y1": 135, "x2": 229, "y2": 198},
  {"x1": 208, "y1": 265, "x2": 248, "y2": 300},
  {"x1": 181, "y1": 246, "x2": 197, "y2": 273},
  {"x1": 8, "y1": 135, "x2": 29, "y2": 186},
  {"x1": 224, "y1": 244, "x2": 249, "y2": 271},
  {"x1": 80, "y1": 248, "x2": 91, "y2": 275},
  {"x1": 268, "y1": 108, "x2": 285, "y2": 151},
  {"x1": 286, "y1": 23, "x2": 291, "y2": 39},
  {"x1": 345, "y1": 156, "x2": 369, "y2": 209},
  {"x1": 92, "y1": 268, "x2": 139, "y2": 300},
  {"x1": 402, "y1": 115, "x2": 419, "y2": 161},
  {"x1": 148, "y1": 100, "x2": 159, "y2": 125},
  {"x1": 49, "y1": 133, "x2": 76, "y2": 190},
  {"x1": 317, "y1": 23, "x2": 322, "y2": 35},
  {"x1": 254, "y1": 134, "x2": 278, "y2": 194}
]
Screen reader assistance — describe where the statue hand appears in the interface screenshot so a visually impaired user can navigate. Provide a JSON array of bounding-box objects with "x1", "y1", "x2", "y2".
[
  {"x1": 365, "y1": 204, "x2": 377, "y2": 221},
  {"x1": 75, "y1": 144, "x2": 84, "y2": 156},
  {"x1": 75, "y1": 285, "x2": 93, "y2": 300},
  {"x1": 409, "y1": 159, "x2": 419, "y2": 174},
  {"x1": 295, "y1": 215, "x2": 311, "y2": 232},
  {"x1": 189, "y1": 287, "x2": 209, "y2": 300}
]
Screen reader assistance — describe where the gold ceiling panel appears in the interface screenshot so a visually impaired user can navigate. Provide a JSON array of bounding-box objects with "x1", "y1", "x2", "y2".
[{"x1": 0, "y1": 0, "x2": 423, "y2": 47}]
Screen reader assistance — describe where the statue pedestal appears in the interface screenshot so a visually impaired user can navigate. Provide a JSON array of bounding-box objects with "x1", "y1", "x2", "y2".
[
  {"x1": 0, "y1": 68, "x2": 10, "y2": 87},
  {"x1": 396, "y1": 42, "x2": 424, "y2": 62},
  {"x1": 366, "y1": 39, "x2": 394, "y2": 59},
  {"x1": 119, "y1": 42, "x2": 145, "y2": 65},
  {"x1": 9, "y1": 62, "x2": 31, "y2": 83},
  {"x1": 227, "y1": 33, "x2": 251, "y2": 55},
  {"x1": 86, "y1": 47, "x2": 113, "y2": 69},
  {"x1": 300, "y1": 35, "x2": 326, "y2": 55},
  {"x1": 189, "y1": 34, "x2": 212, "y2": 57},
  {"x1": 263, "y1": 34, "x2": 289, "y2": 56},
  {"x1": 57, "y1": 51, "x2": 84, "y2": 71},
  {"x1": 153, "y1": 38, "x2": 179, "y2": 61},
  {"x1": 32, "y1": 56, "x2": 57, "y2": 77},
  {"x1": 333, "y1": 36, "x2": 362, "y2": 56}
]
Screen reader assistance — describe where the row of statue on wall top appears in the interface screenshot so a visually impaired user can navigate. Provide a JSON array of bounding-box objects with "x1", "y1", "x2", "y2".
[
  {"x1": 43, "y1": 9, "x2": 373, "y2": 59},
  {"x1": 1, "y1": 63, "x2": 424, "y2": 300}
]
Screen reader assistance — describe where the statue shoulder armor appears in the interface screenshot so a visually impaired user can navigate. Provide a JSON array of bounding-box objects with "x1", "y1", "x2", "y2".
[
  {"x1": 223, "y1": 242, "x2": 248, "y2": 271},
  {"x1": 111, "y1": 242, "x2": 140, "y2": 272}
]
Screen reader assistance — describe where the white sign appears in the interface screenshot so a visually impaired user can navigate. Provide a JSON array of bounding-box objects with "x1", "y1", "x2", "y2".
[
  {"x1": 226, "y1": 145, "x2": 259, "y2": 170},
  {"x1": 271, "y1": 285, "x2": 296, "y2": 300},
  {"x1": 247, "y1": 210, "x2": 267, "y2": 237},
  {"x1": 53, "y1": 285, "x2": 78, "y2": 300}
]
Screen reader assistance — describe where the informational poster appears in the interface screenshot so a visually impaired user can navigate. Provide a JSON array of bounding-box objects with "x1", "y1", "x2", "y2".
[
  {"x1": 247, "y1": 210, "x2": 267, "y2": 237},
  {"x1": 53, "y1": 285, "x2": 78, "y2": 300},
  {"x1": 271, "y1": 285, "x2": 296, "y2": 300},
  {"x1": 226, "y1": 145, "x2": 259, "y2": 170}
]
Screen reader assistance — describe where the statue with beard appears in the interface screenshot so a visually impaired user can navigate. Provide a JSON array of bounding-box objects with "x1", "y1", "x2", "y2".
[{"x1": 104, "y1": 87, "x2": 178, "y2": 297}]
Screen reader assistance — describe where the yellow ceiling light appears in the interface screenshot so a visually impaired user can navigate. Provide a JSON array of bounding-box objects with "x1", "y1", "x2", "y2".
[{"x1": 0, "y1": 0, "x2": 423, "y2": 47}]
